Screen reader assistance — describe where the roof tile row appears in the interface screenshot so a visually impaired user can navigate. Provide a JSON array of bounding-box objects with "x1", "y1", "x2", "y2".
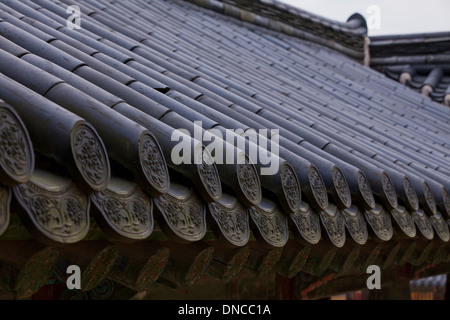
[{"x1": 0, "y1": 0, "x2": 449, "y2": 298}]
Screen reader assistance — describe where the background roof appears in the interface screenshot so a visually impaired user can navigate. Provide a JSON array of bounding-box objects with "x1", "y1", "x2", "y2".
[{"x1": 280, "y1": 0, "x2": 450, "y2": 36}]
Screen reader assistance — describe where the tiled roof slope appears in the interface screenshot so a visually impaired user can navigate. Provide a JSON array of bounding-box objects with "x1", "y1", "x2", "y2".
[
  {"x1": 0, "y1": 0, "x2": 449, "y2": 299},
  {"x1": 370, "y1": 32, "x2": 450, "y2": 105},
  {"x1": 186, "y1": 0, "x2": 368, "y2": 61}
]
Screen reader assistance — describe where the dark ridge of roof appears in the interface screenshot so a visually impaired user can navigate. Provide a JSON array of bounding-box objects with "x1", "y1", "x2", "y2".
[
  {"x1": 371, "y1": 31, "x2": 450, "y2": 50},
  {"x1": 370, "y1": 31, "x2": 450, "y2": 105},
  {"x1": 186, "y1": 0, "x2": 368, "y2": 61},
  {"x1": 0, "y1": 0, "x2": 449, "y2": 299}
]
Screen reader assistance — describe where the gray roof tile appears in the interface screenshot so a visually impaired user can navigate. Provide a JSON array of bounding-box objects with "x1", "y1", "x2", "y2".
[{"x1": 0, "y1": 0, "x2": 449, "y2": 299}]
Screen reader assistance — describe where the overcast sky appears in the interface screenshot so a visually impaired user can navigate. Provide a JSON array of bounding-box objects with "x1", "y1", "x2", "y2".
[{"x1": 279, "y1": 0, "x2": 450, "y2": 36}]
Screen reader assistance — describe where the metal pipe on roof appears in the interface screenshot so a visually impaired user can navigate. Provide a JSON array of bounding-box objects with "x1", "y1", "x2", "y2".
[
  {"x1": 151, "y1": 0, "x2": 446, "y2": 212},
  {"x1": 260, "y1": 85, "x2": 449, "y2": 169},
  {"x1": 0, "y1": 16, "x2": 169, "y2": 115}
]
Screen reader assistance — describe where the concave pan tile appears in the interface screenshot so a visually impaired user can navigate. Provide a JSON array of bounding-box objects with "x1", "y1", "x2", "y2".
[
  {"x1": 248, "y1": 197, "x2": 289, "y2": 248},
  {"x1": 207, "y1": 192, "x2": 250, "y2": 247},
  {"x1": 341, "y1": 205, "x2": 368, "y2": 245},
  {"x1": 90, "y1": 175, "x2": 154, "y2": 241},
  {"x1": 319, "y1": 203, "x2": 346, "y2": 248},
  {"x1": 364, "y1": 203, "x2": 394, "y2": 242},
  {"x1": 153, "y1": 179, "x2": 207, "y2": 243},
  {"x1": 413, "y1": 209, "x2": 435, "y2": 241},
  {"x1": 390, "y1": 205, "x2": 417, "y2": 239},
  {"x1": 12, "y1": 168, "x2": 91, "y2": 244},
  {"x1": 288, "y1": 201, "x2": 321, "y2": 245}
]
